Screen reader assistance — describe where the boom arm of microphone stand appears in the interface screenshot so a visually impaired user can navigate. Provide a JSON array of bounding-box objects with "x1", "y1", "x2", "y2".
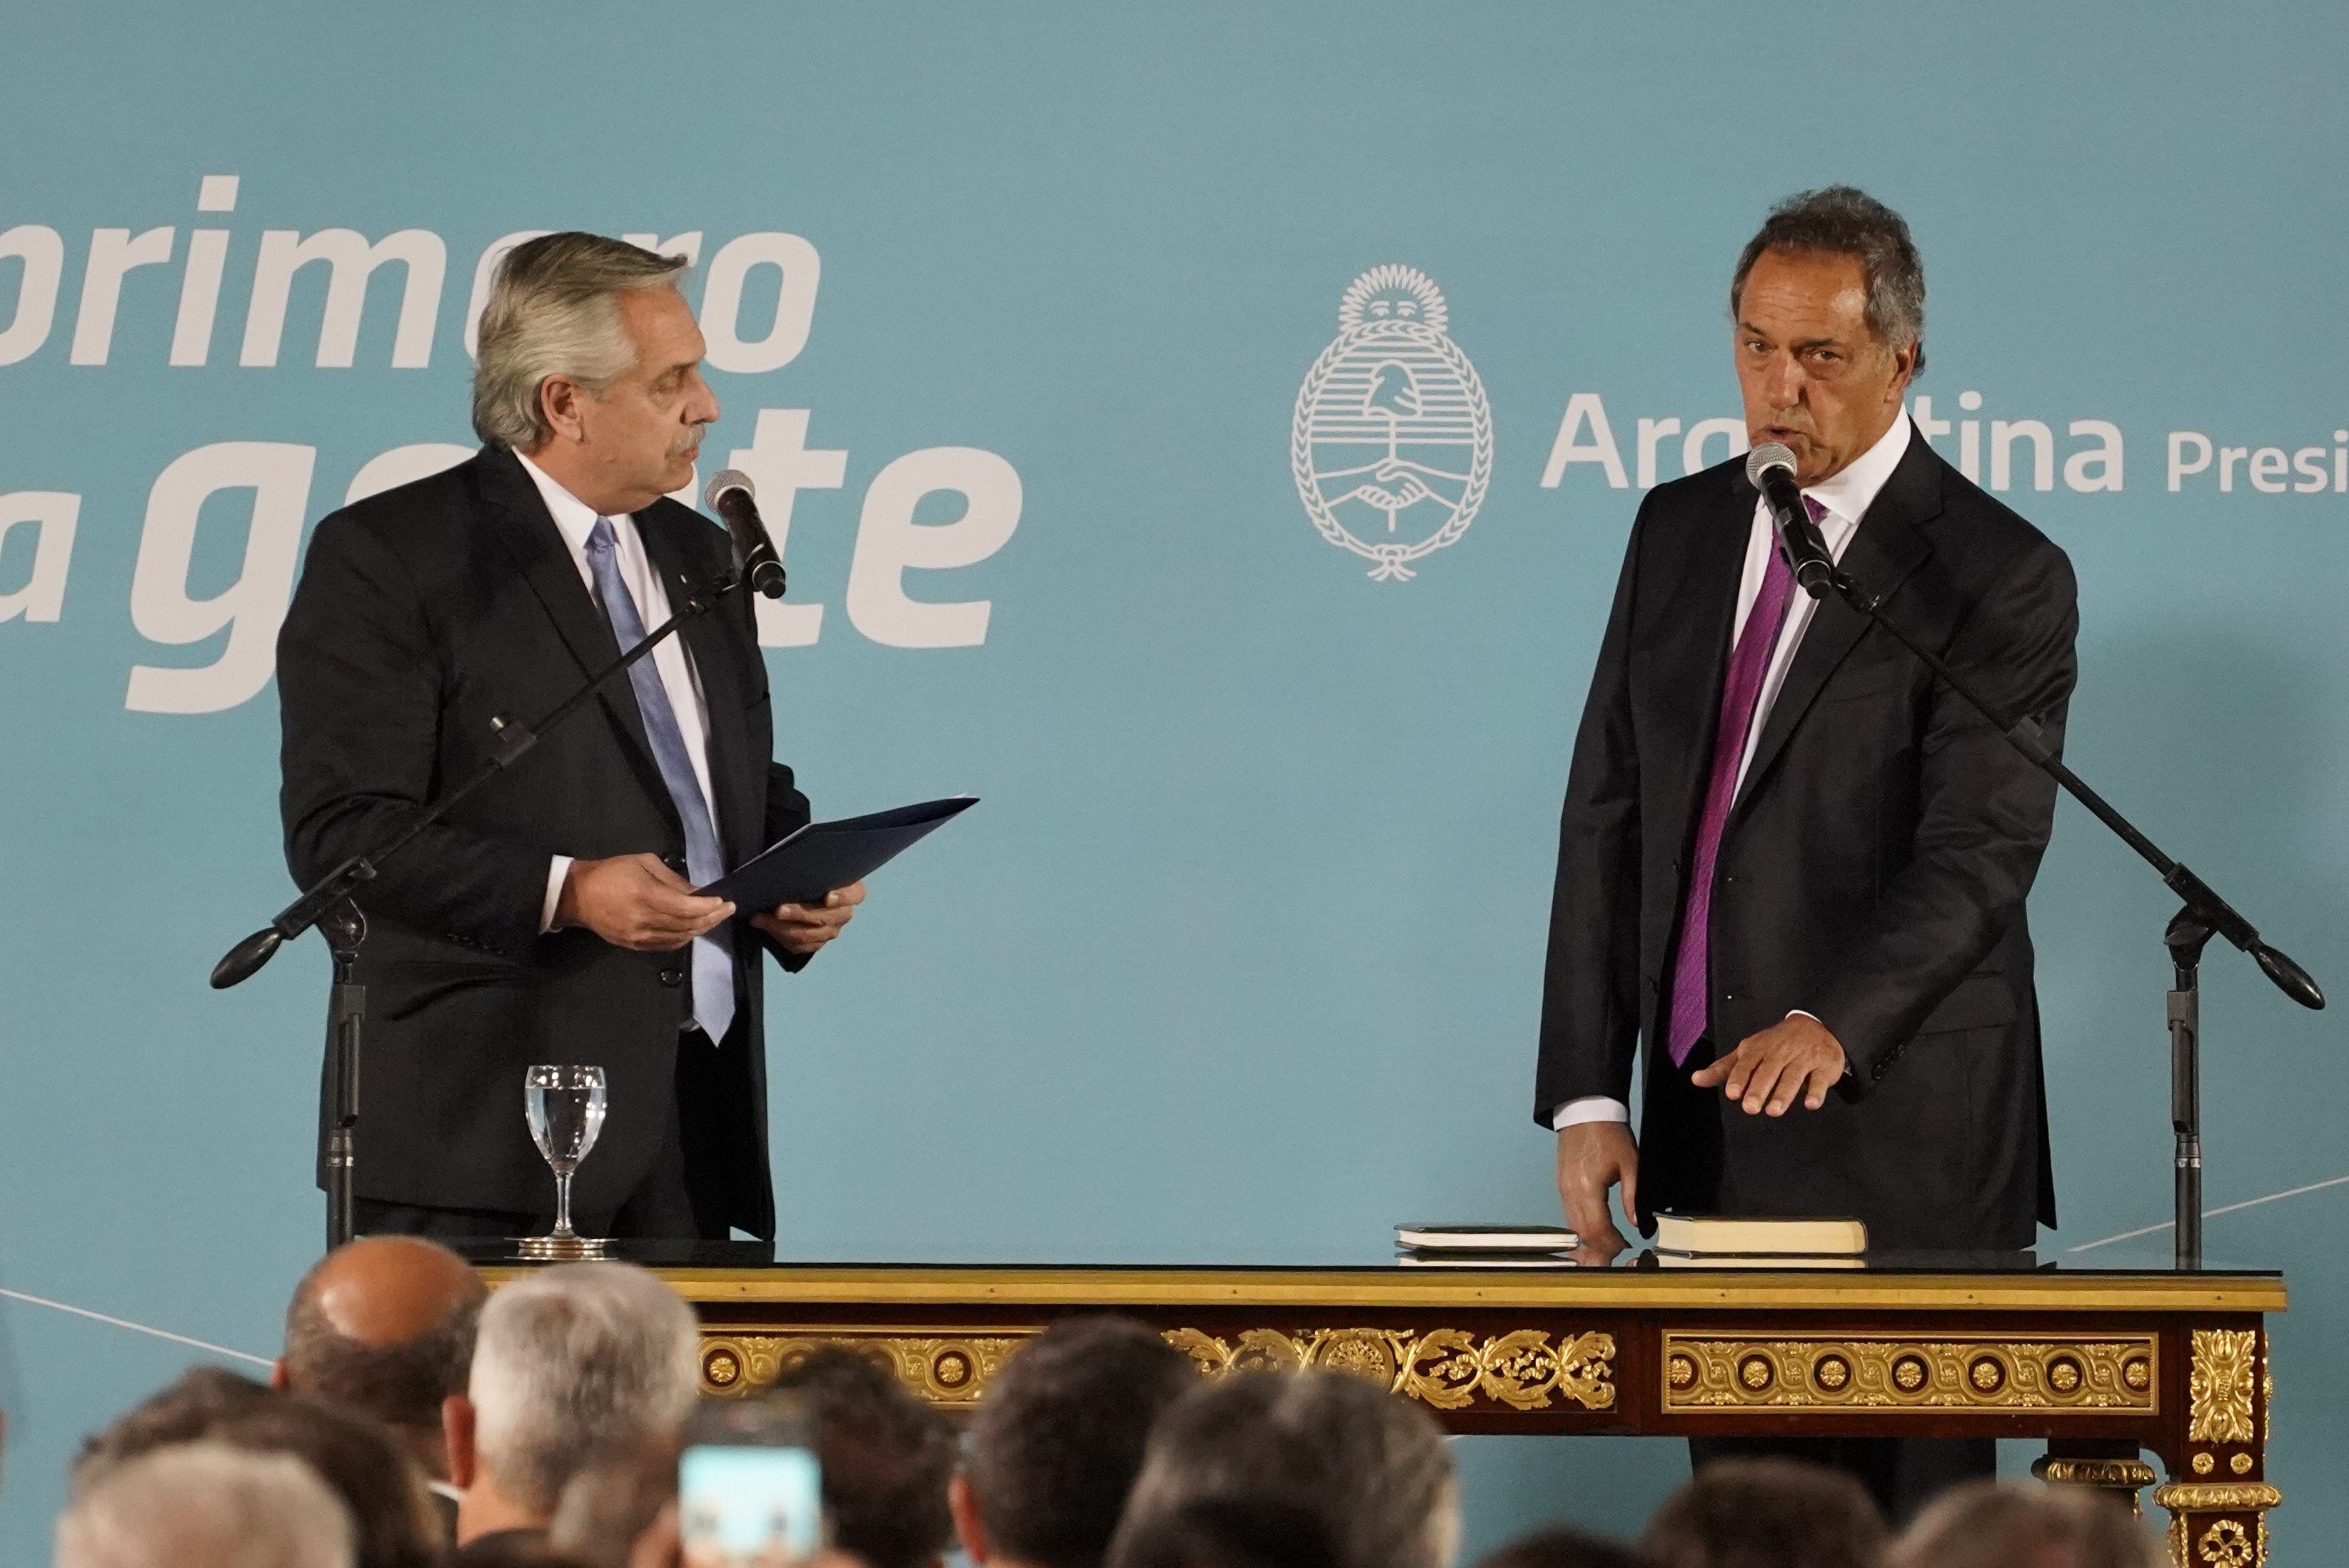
[
  {"x1": 211, "y1": 566, "x2": 750, "y2": 988},
  {"x1": 1814, "y1": 565, "x2": 2323, "y2": 1010}
]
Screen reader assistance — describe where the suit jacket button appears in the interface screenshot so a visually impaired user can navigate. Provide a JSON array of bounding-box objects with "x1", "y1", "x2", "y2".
[
  {"x1": 658, "y1": 966, "x2": 684, "y2": 987},
  {"x1": 663, "y1": 853, "x2": 687, "y2": 875}
]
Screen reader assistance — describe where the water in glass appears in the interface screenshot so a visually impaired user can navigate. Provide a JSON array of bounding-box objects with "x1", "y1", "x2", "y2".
[{"x1": 525, "y1": 1065, "x2": 607, "y2": 1241}]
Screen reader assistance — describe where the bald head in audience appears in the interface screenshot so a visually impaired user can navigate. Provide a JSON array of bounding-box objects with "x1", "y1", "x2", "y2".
[{"x1": 273, "y1": 1236, "x2": 486, "y2": 1481}]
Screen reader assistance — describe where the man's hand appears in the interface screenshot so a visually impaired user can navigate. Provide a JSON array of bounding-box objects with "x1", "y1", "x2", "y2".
[
  {"x1": 555, "y1": 854, "x2": 733, "y2": 952},
  {"x1": 750, "y1": 880, "x2": 867, "y2": 956},
  {"x1": 1690, "y1": 1014, "x2": 1848, "y2": 1115},
  {"x1": 1556, "y1": 1121, "x2": 1640, "y2": 1265}
]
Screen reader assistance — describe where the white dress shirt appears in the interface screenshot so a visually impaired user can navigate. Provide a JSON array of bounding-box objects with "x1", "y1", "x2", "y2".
[
  {"x1": 515, "y1": 451, "x2": 719, "y2": 933},
  {"x1": 1554, "y1": 416, "x2": 1913, "y2": 1130}
]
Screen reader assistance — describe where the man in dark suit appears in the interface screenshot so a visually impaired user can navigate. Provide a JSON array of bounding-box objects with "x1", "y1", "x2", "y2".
[
  {"x1": 1536, "y1": 188, "x2": 2078, "y2": 1517},
  {"x1": 278, "y1": 232, "x2": 862, "y2": 1242}
]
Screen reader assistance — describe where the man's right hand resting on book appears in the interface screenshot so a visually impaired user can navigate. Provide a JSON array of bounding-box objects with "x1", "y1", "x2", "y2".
[
  {"x1": 555, "y1": 853, "x2": 735, "y2": 951},
  {"x1": 1556, "y1": 1121, "x2": 1640, "y2": 1265}
]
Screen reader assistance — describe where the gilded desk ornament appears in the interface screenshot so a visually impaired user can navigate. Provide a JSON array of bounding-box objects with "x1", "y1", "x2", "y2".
[
  {"x1": 2188, "y1": 1330, "x2": 2258, "y2": 1444},
  {"x1": 1163, "y1": 1326, "x2": 1616, "y2": 1412},
  {"x1": 1659, "y1": 1335, "x2": 2158, "y2": 1412},
  {"x1": 698, "y1": 1330, "x2": 1032, "y2": 1405},
  {"x1": 2152, "y1": 1482, "x2": 2280, "y2": 1568}
]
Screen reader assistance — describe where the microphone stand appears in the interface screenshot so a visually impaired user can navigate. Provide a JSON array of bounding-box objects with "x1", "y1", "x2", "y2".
[
  {"x1": 1790, "y1": 552, "x2": 2323, "y2": 1270},
  {"x1": 211, "y1": 565, "x2": 751, "y2": 1252}
]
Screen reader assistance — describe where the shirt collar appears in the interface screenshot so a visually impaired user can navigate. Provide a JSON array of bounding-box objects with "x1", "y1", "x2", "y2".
[
  {"x1": 513, "y1": 448, "x2": 622, "y2": 553},
  {"x1": 1800, "y1": 413, "x2": 1912, "y2": 528}
]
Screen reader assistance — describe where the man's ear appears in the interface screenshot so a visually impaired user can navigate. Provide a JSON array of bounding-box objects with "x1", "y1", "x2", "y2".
[
  {"x1": 443, "y1": 1394, "x2": 478, "y2": 1489},
  {"x1": 538, "y1": 375, "x2": 588, "y2": 446},
  {"x1": 268, "y1": 1357, "x2": 291, "y2": 1392},
  {"x1": 947, "y1": 1472, "x2": 990, "y2": 1565}
]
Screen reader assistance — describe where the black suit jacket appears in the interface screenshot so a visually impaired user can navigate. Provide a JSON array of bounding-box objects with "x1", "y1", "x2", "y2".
[
  {"x1": 277, "y1": 447, "x2": 811, "y2": 1235},
  {"x1": 1535, "y1": 425, "x2": 2078, "y2": 1250}
]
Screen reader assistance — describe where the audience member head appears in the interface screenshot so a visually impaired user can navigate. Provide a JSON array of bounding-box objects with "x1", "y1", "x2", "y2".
[
  {"x1": 55, "y1": 1439, "x2": 355, "y2": 1568},
  {"x1": 275, "y1": 1235, "x2": 487, "y2": 1480},
  {"x1": 1108, "y1": 1494, "x2": 1339, "y2": 1568},
  {"x1": 71, "y1": 1366, "x2": 442, "y2": 1568},
  {"x1": 549, "y1": 1431, "x2": 682, "y2": 1568},
  {"x1": 954, "y1": 1317, "x2": 1199, "y2": 1568},
  {"x1": 211, "y1": 1398, "x2": 444, "y2": 1568},
  {"x1": 1891, "y1": 1481, "x2": 2161, "y2": 1568},
  {"x1": 1108, "y1": 1370, "x2": 1459, "y2": 1568},
  {"x1": 1641, "y1": 1457, "x2": 1886, "y2": 1568},
  {"x1": 768, "y1": 1345, "x2": 959, "y2": 1568},
  {"x1": 447, "y1": 1262, "x2": 700, "y2": 1544},
  {"x1": 1472, "y1": 1524, "x2": 1648, "y2": 1568},
  {"x1": 73, "y1": 1365, "x2": 276, "y2": 1484}
]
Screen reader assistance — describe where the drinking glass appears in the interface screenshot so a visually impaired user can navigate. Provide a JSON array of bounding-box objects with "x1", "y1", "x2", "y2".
[{"x1": 525, "y1": 1064, "x2": 608, "y2": 1247}]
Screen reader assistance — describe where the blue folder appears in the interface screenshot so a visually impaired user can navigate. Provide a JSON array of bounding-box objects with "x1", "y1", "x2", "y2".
[{"x1": 698, "y1": 795, "x2": 977, "y2": 911}]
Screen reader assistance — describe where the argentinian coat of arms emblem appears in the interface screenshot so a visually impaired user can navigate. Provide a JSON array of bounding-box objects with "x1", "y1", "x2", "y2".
[{"x1": 1291, "y1": 265, "x2": 1493, "y2": 581}]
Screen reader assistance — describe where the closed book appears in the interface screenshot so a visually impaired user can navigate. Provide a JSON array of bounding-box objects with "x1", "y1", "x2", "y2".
[
  {"x1": 1651, "y1": 1213, "x2": 1868, "y2": 1257},
  {"x1": 1395, "y1": 1224, "x2": 1578, "y2": 1253},
  {"x1": 1397, "y1": 1252, "x2": 1579, "y2": 1269}
]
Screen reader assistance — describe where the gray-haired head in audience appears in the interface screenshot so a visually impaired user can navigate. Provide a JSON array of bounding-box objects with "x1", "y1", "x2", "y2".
[{"x1": 55, "y1": 1439, "x2": 356, "y2": 1568}]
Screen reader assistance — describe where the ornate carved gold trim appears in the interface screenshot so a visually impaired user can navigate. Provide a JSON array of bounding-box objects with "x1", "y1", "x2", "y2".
[
  {"x1": 696, "y1": 1322, "x2": 1617, "y2": 1414},
  {"x1": 1659, "y1": 1335, "x2": 2157, "y2": 1412},
  {"x1": 2033, "y1": 1457, "x2": 2158, "y2": 1488},
  {"x1": 699, "y1": 1328, "x2": 1034, "y2": 1404},
  {"x1": 2188, "y1": 1330, "x2": 2258, "y2": 1444},
  {"x1": 2151, "y1": 1483, "x2": 2283, "y2": 1513},
  {"x1": 1165, "y1": 1327, "x2": 1616, "y2": 1412}
]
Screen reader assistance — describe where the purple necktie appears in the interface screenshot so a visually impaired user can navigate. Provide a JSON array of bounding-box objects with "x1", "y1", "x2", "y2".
[{"x1": 1664, "y1": 498, "x2": 1819, "y2": 1066}]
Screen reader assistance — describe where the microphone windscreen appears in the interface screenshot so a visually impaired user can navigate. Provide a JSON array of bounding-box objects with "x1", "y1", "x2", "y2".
[
  {"x1": 703, "y1": 468, "x2": 755, "y2": 510},
  {"x1": 1744, "y1": 443, "x2": 1798, "y2": 486}
]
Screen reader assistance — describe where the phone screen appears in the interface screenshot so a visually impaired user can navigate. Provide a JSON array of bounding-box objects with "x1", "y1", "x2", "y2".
[{"x1": 678, "y1": 1441, "x2": 823, "y2": 1567}]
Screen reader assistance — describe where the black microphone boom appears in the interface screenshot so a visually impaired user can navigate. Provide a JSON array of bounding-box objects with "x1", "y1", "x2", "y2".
[
  {"x1": 704, "y1": 469, "x2": 788, "y2": 598},
  {"x1": 1745, "y1": 442, "x2": 1836, "y2": 597}
]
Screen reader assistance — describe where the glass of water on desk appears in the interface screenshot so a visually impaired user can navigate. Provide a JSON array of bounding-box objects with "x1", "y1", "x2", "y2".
[{"x1": 523, "y1": 1064, "x2": 608, "y2": 1258}]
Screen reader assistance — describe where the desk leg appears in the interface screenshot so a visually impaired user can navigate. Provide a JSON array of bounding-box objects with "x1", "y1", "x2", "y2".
[
  {"x1": 2150, "y1": 1327, "x2": 2278, "y2": 1567},
  {"x1": 2032, "y1": 1442, "x2": 2157, "y2": 1517}
]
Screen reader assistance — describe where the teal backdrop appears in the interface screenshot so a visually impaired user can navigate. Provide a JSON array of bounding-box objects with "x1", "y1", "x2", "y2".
[{"x1": 2, "y1": 3, "x2": 2345, "y2": 1562}]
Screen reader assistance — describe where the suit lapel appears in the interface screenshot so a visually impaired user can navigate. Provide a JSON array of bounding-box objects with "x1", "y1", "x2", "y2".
[
  {"x1": 636, "y1": 508, "x2": 763, "y2": 866},
  {"x1": 1730, "y1": 433, "x2": 1941, "y2": 815},
  {"x1": 474, "y1": 448, "x2": 675, "y2": 822}
]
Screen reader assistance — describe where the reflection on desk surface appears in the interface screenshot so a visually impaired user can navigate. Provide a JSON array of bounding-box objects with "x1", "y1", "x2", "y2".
[{"x1": 449, "y1": 1236, "x2": 2279, "y2": 1282}]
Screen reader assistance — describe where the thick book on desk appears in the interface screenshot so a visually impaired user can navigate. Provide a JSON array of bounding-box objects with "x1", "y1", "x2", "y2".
[
  {"x1": 698, "y1": 796, "x2": 977, "y2": 910},
  {"x1": 1652, "y1": 1212, "x2": 1867, "y2": 1257}
]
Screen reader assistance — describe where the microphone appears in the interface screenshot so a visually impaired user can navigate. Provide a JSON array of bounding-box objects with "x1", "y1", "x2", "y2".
[
  {"x1": 703, "y1": 470, "x2": 787, "y2": 598},
  {"x1": 1744, "y1": 443, "x2": 1836, "y2": 598}
]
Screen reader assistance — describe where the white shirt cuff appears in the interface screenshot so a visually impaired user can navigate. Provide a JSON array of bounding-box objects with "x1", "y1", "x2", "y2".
[
  {"x1": 1551, "y1": 1096, "x2": 1630, "y2": 1130},
  {"x1": 540, "y1": 855, "x2": 573, "y2": 934}
]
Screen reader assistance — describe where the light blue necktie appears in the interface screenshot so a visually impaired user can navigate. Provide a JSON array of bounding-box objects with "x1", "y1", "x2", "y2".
[{"x1": 585, "y1": 518, "x2": 734, "y2": 1042}]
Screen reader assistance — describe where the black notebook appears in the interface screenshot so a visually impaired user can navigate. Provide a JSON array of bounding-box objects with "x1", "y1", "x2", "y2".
[{"x1": 698, "y1": 796, "x2": 977, "y2": 911}]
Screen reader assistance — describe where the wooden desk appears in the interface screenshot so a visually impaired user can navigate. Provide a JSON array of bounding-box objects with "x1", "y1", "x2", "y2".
[{"x1": 483, "y1": 1256, "x2": 2283, "y2": 1568}]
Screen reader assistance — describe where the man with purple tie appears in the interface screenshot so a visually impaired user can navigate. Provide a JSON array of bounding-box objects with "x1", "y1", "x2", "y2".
[{"x1": 1534, "y1": 188, "x2": 2078, "y2": 1518}]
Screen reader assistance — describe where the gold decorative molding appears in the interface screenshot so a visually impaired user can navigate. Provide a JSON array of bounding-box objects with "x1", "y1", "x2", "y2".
[
  {"x1": 699, "y1": 1329, "x2": 1032, "y2": 1405},
  {"x1": 1165, "y1": 1326, "x2": 1616, "y2": 1412},
  {"x1": 1660, "y1": 1335, "x2": 2157, "y2": 1412},
  {"x1": 2152, "y1": 1483, "x2": 2282, "y2": 1513},
  {"x1": 2155, "y1": 1483, "x2": 2280, "y2": 1568},
  {"x1": 695, "y1": 1322, "x2": 1616, "y2": 1414},
  {"x1": 2188, "y1": 1330, "x2": 2258, "y2": 1444},
  {"x1": 2033, "y1": 1456, "x2": 2158, "y2": 1488}
]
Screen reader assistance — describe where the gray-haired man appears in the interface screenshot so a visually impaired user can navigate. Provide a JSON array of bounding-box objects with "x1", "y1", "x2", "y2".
[
  {"x1": 441, "y1": 1260, "x2": 701, "y2": 1554},
  {"x1": 278, "y1": 233, "x2": 864, "y2": 1240}
]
